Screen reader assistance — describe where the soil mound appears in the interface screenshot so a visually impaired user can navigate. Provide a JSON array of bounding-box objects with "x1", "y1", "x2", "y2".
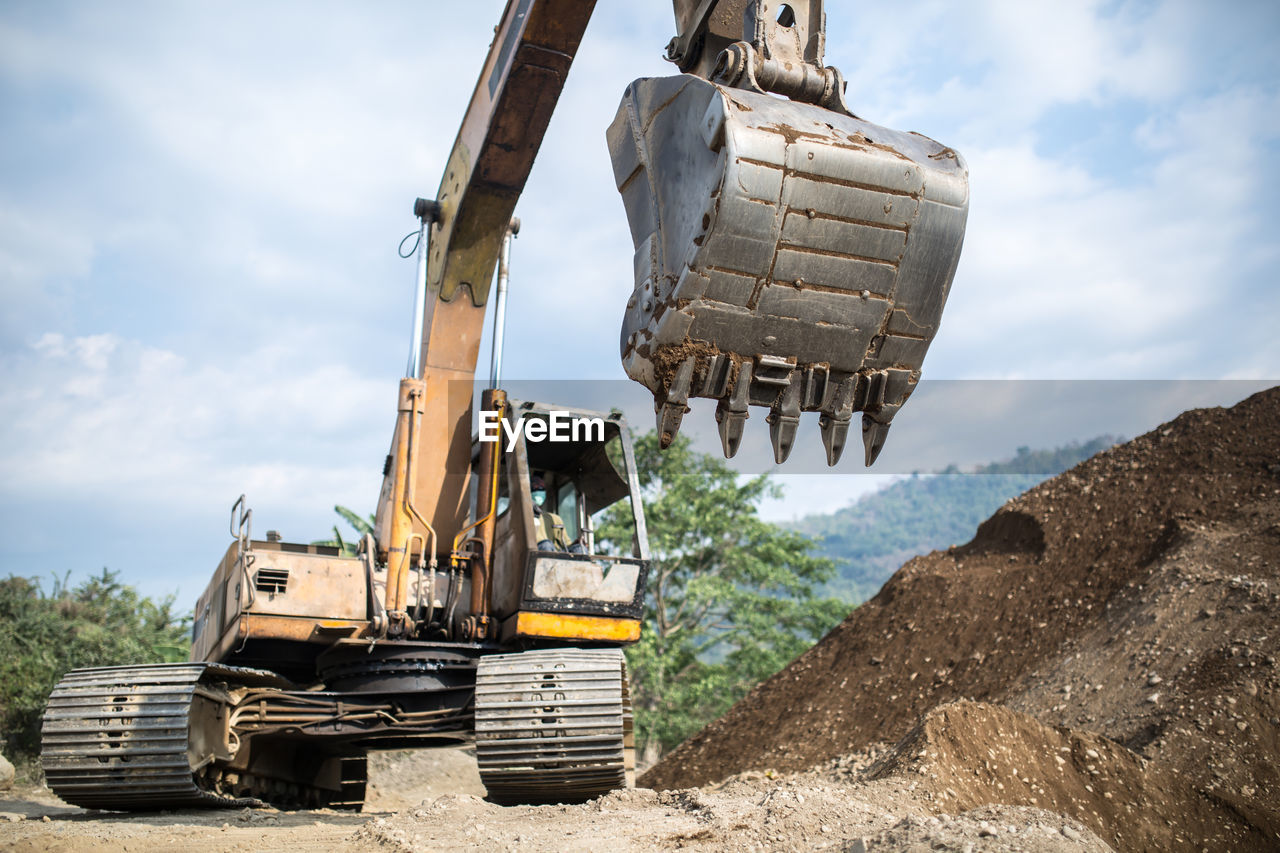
[
  {"x1": 866, "y1": 700, "x2": 1263, "y2": 850},
  {"x1": 644, "y1": 387, "x2": 1280, "y2": 847}
]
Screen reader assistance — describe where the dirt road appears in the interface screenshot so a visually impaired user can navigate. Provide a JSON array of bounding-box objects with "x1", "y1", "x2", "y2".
[{"x1": 1, "y1": 745, "x2": 1108, "y2": 852}]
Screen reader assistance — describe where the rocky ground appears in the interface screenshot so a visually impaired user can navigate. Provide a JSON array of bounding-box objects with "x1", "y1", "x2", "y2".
[
  {"x1": 1, "y1": 388, "x2": 1276, "y2": 851},
  {"x1": 0, "y1": 744, "x2": 1110, "y2": 852}
]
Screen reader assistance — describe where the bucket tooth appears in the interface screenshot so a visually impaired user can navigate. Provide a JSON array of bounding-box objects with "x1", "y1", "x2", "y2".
[
  {"x1": 768, "y1": 414, "x2": 799, "y2": 464},
  {"x1": 819, "y1": 415, "x2": 851, "y2": 467},
  {"x1": 715, "y1": 362, "x2": 752, "y2": 458},
  {"x1": 818, "y1": 376, "x2": 857, "y2": 467},
  {"x1": 862, "y1": 416, "x2": 892, "y2": 467},
  {"x1": 766, "y1": 378, "x2": 801, "y2": 464},
  {"x1": 657, "y1": 402, "x2": 687, "y2": 449},
  {"x1": 657, "y1": 357, "x2": 695, "y2": 448},
  {"x1": 715, "y1": 404, "x2": 747, "y2": 458}
]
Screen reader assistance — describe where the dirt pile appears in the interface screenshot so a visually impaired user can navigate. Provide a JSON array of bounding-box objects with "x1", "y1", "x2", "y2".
[
  {"x1": 644, "y1": 387, "x2": 1280, "y2": 846},
  {"x1": 865, "y1": 700, "x2": 1258, "y2": 850}
]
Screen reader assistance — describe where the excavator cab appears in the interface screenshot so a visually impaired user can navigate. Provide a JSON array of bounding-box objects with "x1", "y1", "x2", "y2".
[
  {"x1": 609, "y1": 0, "x2": 969, "y2": 466},
  {"x1": 481, "y1": 400, "x2": 649, "y2": 646}
]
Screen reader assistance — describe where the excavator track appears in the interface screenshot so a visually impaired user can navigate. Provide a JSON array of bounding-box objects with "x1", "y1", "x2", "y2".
[
  {"x1": 40, "y1": 663, "x2": 254, "y2": 810},
  {"x1": 41, "y1": 663, "x2": 367, "y2": 812},
  {"x1": 474, "y1": 648, "x2": 634, "y2": 805}
]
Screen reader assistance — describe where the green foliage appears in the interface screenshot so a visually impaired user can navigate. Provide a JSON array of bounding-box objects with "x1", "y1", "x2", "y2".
[
  {"x1": 313, "y1": 505, "x2": 375, "y2": 556},
  {"x1": 0, "y1": 569, "x2": 191, "y2": 760},
  {"x1": 599, "y1": 432, "x2": 848, "y2": 758},
  {"x1": 792, "y1": 436, "x2": 1120, "y2": 604}
]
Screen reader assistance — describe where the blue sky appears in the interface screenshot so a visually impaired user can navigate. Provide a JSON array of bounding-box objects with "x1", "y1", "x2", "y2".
[{"x1": 2, "y1": 1, "x2": 1278, "y2": 603}]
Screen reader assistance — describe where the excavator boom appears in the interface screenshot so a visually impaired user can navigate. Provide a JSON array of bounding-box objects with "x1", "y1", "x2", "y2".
[{"x1": 373, "y1": 0, "x2": 598, "y2": 571}]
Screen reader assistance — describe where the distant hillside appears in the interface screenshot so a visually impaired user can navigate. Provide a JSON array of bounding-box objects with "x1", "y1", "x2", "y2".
[{"x1": 793, "y1": 437, "x2": 1119, "y2": 603}]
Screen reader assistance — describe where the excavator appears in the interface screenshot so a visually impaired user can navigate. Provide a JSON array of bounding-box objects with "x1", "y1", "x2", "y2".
[{"x1": 39, "y1": 0, "x2": 967, "y2": 810}]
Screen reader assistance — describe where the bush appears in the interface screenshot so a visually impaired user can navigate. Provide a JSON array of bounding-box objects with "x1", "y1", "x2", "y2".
[{"x1": 0, "y1": 569, "x2": 190, "y2": 760}]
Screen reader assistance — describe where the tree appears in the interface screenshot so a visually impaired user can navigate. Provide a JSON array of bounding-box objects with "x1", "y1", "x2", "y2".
[
  {"x1": 598, "y1": 432, "x2": 848, "y2": 761},
  {"x1": 313, "y1": 506, "x2": 375, "y2": 556},
  {"x1": 0, "y1": 570, "x2": 190, "y2": 760}
]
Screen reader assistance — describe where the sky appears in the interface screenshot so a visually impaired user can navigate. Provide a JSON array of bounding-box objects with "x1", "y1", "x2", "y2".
[{"x1": 1, "y1": 0, "x2": 1278, "y2": 603}]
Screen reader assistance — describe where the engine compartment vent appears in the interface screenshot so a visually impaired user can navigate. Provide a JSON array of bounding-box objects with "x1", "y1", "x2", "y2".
[{"x1": 255, "y1": 568, "x2": 289, "y2": 594}]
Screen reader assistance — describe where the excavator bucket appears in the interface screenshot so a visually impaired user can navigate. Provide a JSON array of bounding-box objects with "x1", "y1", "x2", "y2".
[{"x1": 607, "y1": 3, "x2": 968, "y2": 466}]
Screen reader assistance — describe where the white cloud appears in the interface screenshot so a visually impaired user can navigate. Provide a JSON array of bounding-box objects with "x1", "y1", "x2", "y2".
[
  {"x1": 0, "y1": 3, "x2": 503, "y2": 352},
  {"x1": 926, "y1": 80, "x2": 1280, "y2": 379},
  {"x1": 835, "y1": 0, "x2": 1195, "y2": 134},
  {"x1": 6, "y1": 1, "x2": 1271, "y2": 383},
  {"x1": 975, "y1": 0, "x2": 1185, "y2": 103},
  {"x1": 0, "y1": 5, "x2": 481, "y2": 218},
  {"x1": 0, "y1": 332, "x2": 389, "y2": 518}
]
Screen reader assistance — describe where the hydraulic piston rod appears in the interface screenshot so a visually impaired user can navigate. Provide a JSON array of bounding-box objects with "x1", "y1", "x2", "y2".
[
  {"x1": 488, "y1": 218, "x2": 520, "y2": 389},
  {"x1": 406, "y1": 198, "x2": 441, "y2": 379}
]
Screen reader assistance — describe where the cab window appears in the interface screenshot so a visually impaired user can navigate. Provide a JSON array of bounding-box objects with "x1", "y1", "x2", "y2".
[{"x1": 556, "y1": 481, "x2": 580, "y2": 542}]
